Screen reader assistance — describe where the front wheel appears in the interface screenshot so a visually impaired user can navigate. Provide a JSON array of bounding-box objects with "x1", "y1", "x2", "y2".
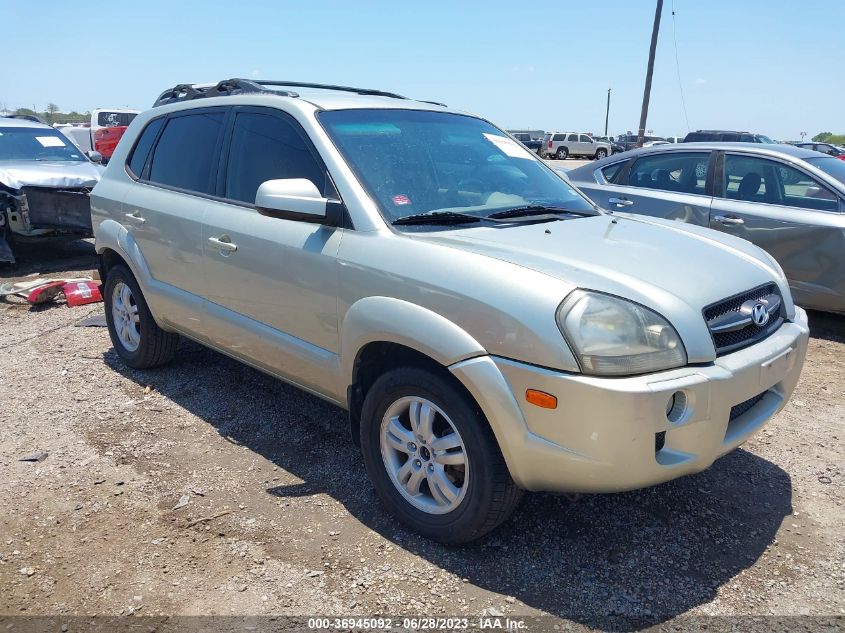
[
  {"x1": 595, "y1": 148, "x2": 608, "y2": 159},
  {"x1": 360, "y1": 367, "x2": 522, "y2": 543}
]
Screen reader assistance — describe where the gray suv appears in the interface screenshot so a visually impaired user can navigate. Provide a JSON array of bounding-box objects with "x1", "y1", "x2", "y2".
[{"x1": 92, "y1": 79, "x2": 809, "y2": 543}]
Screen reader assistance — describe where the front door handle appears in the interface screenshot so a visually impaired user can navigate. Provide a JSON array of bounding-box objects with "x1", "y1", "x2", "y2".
[
  {"x1": 207, "y1": 235, "x2": 238, "y2": 253},
  {"x1": 608, "y1": 197, "x2": 634, "y2": 207},
  {"x1": 714, "y1": 215, "x2": 745, "y2": 226},
  {"x1": 124, "y1": 211, "x2": 146, "y2": 225}
]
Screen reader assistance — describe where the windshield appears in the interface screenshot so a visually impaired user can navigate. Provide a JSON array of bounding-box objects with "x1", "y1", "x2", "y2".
[
  {"x1": 319, "y1": 109, "x2": 596, "y2": 223},
  {"x1": 0, "y1": 127, "x2": 85, "y2": 162},
  {"x1": 805, "y1": 156, "x2": 845, "y2": 186},
  {"x1": 756, "y1": 135, "x2": 775, "y2": 144}
]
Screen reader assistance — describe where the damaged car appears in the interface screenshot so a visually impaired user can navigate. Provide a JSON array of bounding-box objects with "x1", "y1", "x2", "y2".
[{"x1": 0, "y1": 117, "x2": 103, "y2": 263}]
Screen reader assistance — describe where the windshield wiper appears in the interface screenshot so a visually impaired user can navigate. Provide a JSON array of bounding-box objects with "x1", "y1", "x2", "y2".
[
  {"x1": 486, "y1": 205, "x2": 596, "y2": 220},
  {"x1": 392, "y1": 211, "x2": 484, "y2": 226}
]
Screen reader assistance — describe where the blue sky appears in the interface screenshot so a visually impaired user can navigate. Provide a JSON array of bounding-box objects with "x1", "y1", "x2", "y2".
[{"x1": 5, "y1": 0, "x2": 843, "y2": 139}]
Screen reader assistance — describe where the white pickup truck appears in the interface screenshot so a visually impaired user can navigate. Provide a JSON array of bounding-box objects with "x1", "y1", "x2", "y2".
[{"x1": 60, "y1": 108, "x2": 139, "y2": 163}]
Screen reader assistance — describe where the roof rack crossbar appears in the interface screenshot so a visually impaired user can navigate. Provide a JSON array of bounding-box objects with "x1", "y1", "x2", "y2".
[{"x1": 251, "y1": 80, "x2": 409, "y2": 100}]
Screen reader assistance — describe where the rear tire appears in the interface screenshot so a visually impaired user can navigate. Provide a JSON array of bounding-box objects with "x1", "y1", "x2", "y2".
[
  {"x1": 103, "y1": 264, "x2": 178, "y2": 369},
  {"x1": 556, "y1": 146, "x2": 569, "y2": 160},
  {"x1": 360, "y1": 366, "x2": 522, "y2": 544}
]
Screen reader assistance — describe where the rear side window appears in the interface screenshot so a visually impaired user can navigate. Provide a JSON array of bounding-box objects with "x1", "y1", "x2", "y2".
[
  {"x1": 567, "y1": 134, "x2": 578, "y2": 142},
  {"x1": 148, "y1": 112, "x2": 225, "y2": 193},
  {"x1": 628, "y1": 151, "x2": 710, "y2": 193},
  {"x1": 224, "y1": 111, "x2": 325, "y2": 204},
  {"x1": 552, "y1": 134, "x2": 566, "y2": 142},
  {"x1": 127, "y1": 117, "x2": 164, "y2": 178}
]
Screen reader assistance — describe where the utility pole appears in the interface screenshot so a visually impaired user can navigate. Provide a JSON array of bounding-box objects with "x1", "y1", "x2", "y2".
[
  {"x1": 636, "y1": 0, "x2": 663, "y2": 148},
  {"x1": 604, "y1": 88, "x2": 611, "y2": 137}
]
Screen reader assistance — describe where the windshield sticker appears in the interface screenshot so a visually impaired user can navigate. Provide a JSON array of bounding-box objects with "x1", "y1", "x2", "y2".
[
  {"x1": 482, "y1": 133, "x2": 532, "y2": 159},
  {"x1": 392, "y1": 194, "x2": 412, "y2": 206},
  {"x1": 36, "y1": 136, "x2": 66, "y2": 148}
]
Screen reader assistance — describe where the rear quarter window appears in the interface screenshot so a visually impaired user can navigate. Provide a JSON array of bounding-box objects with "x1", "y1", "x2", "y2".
[{"x1": 127, "y1": 117, "x2": 165, "y2": 178}]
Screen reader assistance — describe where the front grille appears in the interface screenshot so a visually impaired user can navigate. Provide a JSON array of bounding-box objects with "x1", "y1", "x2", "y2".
[
  {"x1": 729, "y1": 391, "x2": 767, "y2": 421},
  {"x1": 703, "y1": 283, "x2": 784, "y2": 356}
]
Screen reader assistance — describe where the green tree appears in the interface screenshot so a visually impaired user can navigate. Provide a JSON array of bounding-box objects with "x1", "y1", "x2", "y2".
[
  {"x1": 14, "y1": 107, "x2": 36, "y2": 116},
  {"x1": 812, "y1": 132, "x2": 832, "y2": 142},
  {"x1": 45, "y1": 103, "x2": 60, "y2": 124}
]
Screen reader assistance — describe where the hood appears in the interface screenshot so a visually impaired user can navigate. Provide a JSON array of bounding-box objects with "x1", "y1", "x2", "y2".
[
  {"x1": 0, "y1": 160, "x2": 103, "y2": 190},
  {"x1": 414, "y1": 214, "x2": 791, "y2": 361}
]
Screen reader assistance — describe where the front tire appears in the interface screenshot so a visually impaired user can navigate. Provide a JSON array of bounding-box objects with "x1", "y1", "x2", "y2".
[
  {"x1": 360, "y1": 367, "x2": 522, "y2": 543},
  {"x1": 104, "y1": 264, "x2": 178, "y2": 369},
  {"x1": 595, "y1": 148, "x2": 607, "y2": 159},
  {"x1": 556, "y1": 146, "x2": 569, "y2": 160}
]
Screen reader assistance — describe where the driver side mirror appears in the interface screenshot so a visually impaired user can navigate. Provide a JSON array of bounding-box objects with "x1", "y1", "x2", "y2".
[
  {"x1": 86, "y1": 150, "x2": 103, "y2": 164},
  {"x1": 255, "y1": 178, "x2": 340, "y2": 226}
]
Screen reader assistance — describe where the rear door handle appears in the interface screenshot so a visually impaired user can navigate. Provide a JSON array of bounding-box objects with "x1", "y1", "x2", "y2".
[
  {"x1": 714, "y1": 215, "x2": 744, "y2": 226},
  {"x1": 207, "y1": 235, "x2": 238, "y2": 253},
  {"x1": 124, "y1": 212, "x2": 146, "y2": 225},
  {"x1": 608, "y1": 197, "x2": 634, "y2": 207}
]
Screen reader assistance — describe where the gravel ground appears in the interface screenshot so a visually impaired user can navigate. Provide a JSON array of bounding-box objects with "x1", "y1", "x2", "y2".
[{"x1": 1, "y1": 240, "x2": 843, "y2": 630}]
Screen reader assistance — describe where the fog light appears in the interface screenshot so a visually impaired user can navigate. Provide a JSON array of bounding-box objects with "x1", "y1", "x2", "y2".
[{"x1": 666, "y1": 390, "x2": 688, "y2": 424}]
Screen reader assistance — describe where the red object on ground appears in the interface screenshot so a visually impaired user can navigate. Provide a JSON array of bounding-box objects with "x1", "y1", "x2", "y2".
[
  {"x1": 94, "y1": 126, "x2": 129, "y2": 160},
  {"x1": 62, "y1": 281, "x2": 103, "y2": 307},
  {"x1": 26, "y1": 281, "x2": 67, "y2": 305}
]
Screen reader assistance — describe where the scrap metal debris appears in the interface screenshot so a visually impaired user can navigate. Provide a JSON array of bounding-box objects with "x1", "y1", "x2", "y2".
[
  {"x1": 0, "y1": 277, "x2": 102, "y2": 307},
  {"x1": 19, "y1": 452, "x2": 49, "y2": 462}
]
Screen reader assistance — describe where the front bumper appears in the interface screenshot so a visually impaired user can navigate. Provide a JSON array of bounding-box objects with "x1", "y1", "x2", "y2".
[{"x1": 450, "y1": 308, "x2": 809, "y2": 493}]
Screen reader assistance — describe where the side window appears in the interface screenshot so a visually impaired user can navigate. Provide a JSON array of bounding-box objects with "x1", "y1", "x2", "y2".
[
  {"x1": 600, "y1": 161, "x2": 627, "y2": 183},
  {"x1": 628, "y1": 152, "x2": 710, "y2": 193},
  {"x1": 579, "y1": 134, "x2": 592, "y2": 143},
  {"x1": 723, "y1": 154, "x2": 837, "y2": 211},
  {"x1": 148, "y1": 111, "x2": 225, "y2": 193},
  {"x1": 552, "y1": 134, "x2": 566, "y2": 142},
  {"x1": 224, "y1": 111, "x2": 325, "y2": 204},
  {"x1": 567, "y1": 134, "x2": 578, "y2": 142},
  {"x1": 127, "y1": 117, "x2": 164, "y2": 178}
]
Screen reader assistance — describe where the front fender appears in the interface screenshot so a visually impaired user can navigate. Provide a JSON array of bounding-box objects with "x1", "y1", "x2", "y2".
[{"x1": 340, "y1": 296, "x2": 487, "y2": 388}]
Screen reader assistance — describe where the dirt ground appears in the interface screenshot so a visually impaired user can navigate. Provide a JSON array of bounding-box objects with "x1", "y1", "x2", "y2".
[{"x1": 1, "y1": 240, "x2": 843, "y2": 629}]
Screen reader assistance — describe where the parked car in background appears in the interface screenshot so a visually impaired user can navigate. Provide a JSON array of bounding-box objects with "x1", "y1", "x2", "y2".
[
  {"x1": 683, "y1": 130, "x2": 775, "y2": 143},
  {"x1": 542, "y1": 132, "x2": 611, "y2": 159},
  {"x1": 642, "y1": 140, "x2": 670, "y2": 147},
  {"x1": 567, "y1": 143, "x2": 845, "y2": 313},
  {"x1": 615, "y1": 134, "x2": 666, "y2": 152},
  {"x1": 61, "y1": 108, "x2": 140, "y2": 164},
  {"x1": 92, "y1": 78, "x2": 809, "y2": 543},
  {"x1": 0, "y1": 117, "x2": 103, "y2": 263},
  {"x1": 795, "y1": 142, "x2": 845, "y2": 159},
  {"x1": 665, "y1": 136, "x2": 684, "y2": 144},
  {"x1": 508, "y1": 131, "x2": 543, "y2": 155}
]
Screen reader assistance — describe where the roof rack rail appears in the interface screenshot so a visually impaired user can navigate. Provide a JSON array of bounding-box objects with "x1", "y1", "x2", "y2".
[
  {"x1": 152, "y1": 78, "x2": 447, "y2": 108},
  {"x1": 152, "y1": 79, "x2": 299, "y2": 107}
]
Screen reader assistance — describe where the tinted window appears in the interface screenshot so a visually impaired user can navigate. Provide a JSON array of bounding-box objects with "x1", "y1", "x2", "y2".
[
  {"x1": 628, "y1": 152, "x2": 710, "y2": 193},
  {"x1": 512, "y1": 133, "x2": 530, "y2": 141},
  {"x1": 552, "y1": 134, "x2": 566, "y2": 142},
  {"x1": 148, "y1": 112, "x2": 225, "y2": 193},
  {"x1": 804, "y1": 156, "x2": 845, "y2": 186},
  {"x1": 723, "y1": 154, "x2": 838, "y2": 211},
  {"x1": 127, "y1": 117, "x2": 164, "y2": 178},
  {"x1": 224, "y1": 112, "x2": 324, "y2": 204},
  {"x1": 601, "y1": 161, "x2": 627, "y2": 183},
  {"x1": 567, "y1": 134, "x2": 578, "y2": 142},
  {"x1": 579, "y1": 135, "x2": 592, "y2": 143},
  {"x1": 97, "y1": 112, "x2": 137, "y2": 127}
]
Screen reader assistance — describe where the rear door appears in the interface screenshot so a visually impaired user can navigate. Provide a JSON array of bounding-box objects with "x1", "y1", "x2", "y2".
[
  {"x1": 200, "y1": 106, "x2": 343, "y2": 392},
  {"x1": 709, "y1": 151, "x2": 845, "y2": 311},
  {"x1": 122, "y1": 108, "x2": 227, "y2": 323},
  {"x1": 584, "y1": 150, "x2": 713, "y2": 222}
]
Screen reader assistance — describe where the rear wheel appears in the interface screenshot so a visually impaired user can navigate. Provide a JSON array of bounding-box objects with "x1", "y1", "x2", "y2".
[
  {"x1": 104, "y1": 265, "x2": 178, "y2": 369},
  {"x1": 556, "y1": 146, "x2": 569, "y2": 160},
  {"x1": 360, "y1": 367, "x2": 522, "y2": 543}
]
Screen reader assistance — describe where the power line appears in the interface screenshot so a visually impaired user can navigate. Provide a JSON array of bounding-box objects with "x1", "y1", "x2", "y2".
[{"x1": 671, "y1": 0, "x2": 691, "y2": 132}]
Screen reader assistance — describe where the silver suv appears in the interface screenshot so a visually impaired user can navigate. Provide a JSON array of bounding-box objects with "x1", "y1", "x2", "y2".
[
  {"x1": 543, "y1": 132, "x2": 611, "y2": 160},
  {"x1": 92, "y1": 79, "x2": 809, "y2": 543}
]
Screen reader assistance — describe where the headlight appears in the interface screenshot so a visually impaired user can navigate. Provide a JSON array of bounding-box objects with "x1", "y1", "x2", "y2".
[{"x1": 557, "y1": 290, "x2": 687, "y2": 376}]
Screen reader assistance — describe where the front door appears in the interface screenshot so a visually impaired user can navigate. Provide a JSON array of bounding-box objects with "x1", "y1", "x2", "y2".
[
  {"x1": 201, "y1": 107, "x2": 343, "y2": 394},
  {"x1": 709, "y1": 152, "x2": 845, "y2": 312}
]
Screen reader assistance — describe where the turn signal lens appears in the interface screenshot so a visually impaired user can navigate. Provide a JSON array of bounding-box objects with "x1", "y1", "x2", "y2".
[{"x1": 525, "y1": 389, "x2": 557, "y2": 409}]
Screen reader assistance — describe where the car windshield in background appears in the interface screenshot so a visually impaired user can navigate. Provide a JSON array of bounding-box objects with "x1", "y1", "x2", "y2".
[
  {"x1": 0, "y1": 127, "x2": 85, "y2": 162},
  {"x1": 805, "y1": 156, "x2": 845, "y2": 186},
  {"x1": 756, "y1": 135, "x2": 775, "y2": 144},
  {"x1": 319, "y1": 109, "x2": 596, "y2": 224}
]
